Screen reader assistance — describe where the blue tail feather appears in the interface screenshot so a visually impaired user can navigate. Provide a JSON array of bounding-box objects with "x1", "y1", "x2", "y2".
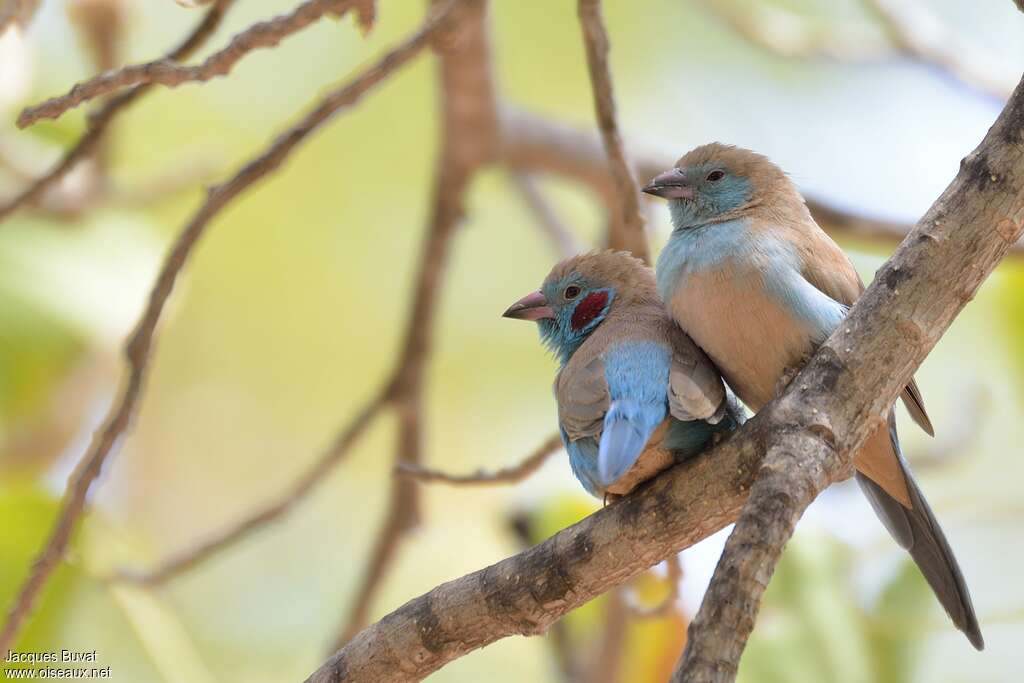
[{"x1": 598, "y1": 399, "x2": 662, "y2": 486}]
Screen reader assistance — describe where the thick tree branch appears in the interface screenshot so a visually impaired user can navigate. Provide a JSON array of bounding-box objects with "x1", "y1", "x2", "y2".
[
  {"x1": 17, "y1": 0, "x2": 372, "y2": 127},
  {"x1": 397, "y1": 433, "x2": 562, "y2": 486},
  {"x1": 0, "y1": 0, "x2": 459, "y2": 653},
  {"x1": 575, "y1": 0, "x2": 648, "y2": 263},
  {"x1": 305, "y1": 73, "x2": 1024, "y2": 683},
  {"x1": 0, "y1": 0, "x2": 234, "y2": 223},
  {"x1": 307, "y1": 428, "x2": 762, "y2": 683},
  {"x1": 672, "y1": 73, "x2": 1024, "y2": 683}
]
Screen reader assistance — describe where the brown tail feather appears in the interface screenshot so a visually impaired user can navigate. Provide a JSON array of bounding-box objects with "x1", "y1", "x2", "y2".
[{"x1": 856, "y1": 414, "x2": 983, "y2": 650}]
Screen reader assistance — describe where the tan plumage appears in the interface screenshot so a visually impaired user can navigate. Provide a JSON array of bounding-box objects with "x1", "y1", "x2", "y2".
[
  {"x1": 669, "y1": 143, "x2": 929, "y2": 508},
  {"x1": 652, "y1": 143, "x2": 983, "y2": 649}
]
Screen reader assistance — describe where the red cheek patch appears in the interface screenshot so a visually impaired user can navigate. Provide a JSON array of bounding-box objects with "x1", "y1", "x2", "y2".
[{"x1": 571, "y1": 291, "x2": 609, "y2": 331}]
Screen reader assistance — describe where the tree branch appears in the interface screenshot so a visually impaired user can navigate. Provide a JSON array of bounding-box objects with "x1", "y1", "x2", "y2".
[
  {"x1": 111, "y1": 0, "x2": 500, "y2": 606},
  {"x1": 305, "y1": 72, "x2": 1024, "y2": 683},
  {"x1": 576, "y1": 0, "x2": 648, "y2": 263},
  {"x1": 672, "y1": 72, "x2": 1024, "y2": 683},
  {"x1": 17, "y1": 0, "x2": 372, "y2": 127},
  {"x1": 326, "y1": 0, "x2": 497, "y2": 650},
  {"x1": 112, "y1": 394, "x2": 388, "y2": 585},
  {"x1": 0, "y1": 0, "x2": 459, "y2": 653},
  {"x1": 306, "y1": 426, "x2": 763, "y2": 683},
  {"x1": 397, "y1": 433, "x2": 562, "y2": 486},
  {"x1": 0, "y1": 0, "x2": 234, "y2": 223}
]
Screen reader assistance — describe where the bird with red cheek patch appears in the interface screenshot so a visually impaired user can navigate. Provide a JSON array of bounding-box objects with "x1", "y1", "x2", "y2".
[{"x1": 503, "y1": 250, "x2": 744, "y2": 498}]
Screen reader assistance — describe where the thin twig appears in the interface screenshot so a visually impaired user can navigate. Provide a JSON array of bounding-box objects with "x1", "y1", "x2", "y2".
[
  {"x1": 508, "y1": 172, "x2": 582, "y2": 259},
  {"x1": 499, "y1": 107, "x2": 1024, "y2": 256},
  {"x1": 397, "y1": 433, "x2": 562, "y2": 486},
  {"x1": 575, "y1": 0, "x2": 648, "y2": 263},
  {"x1": 112, "y1": 395, "x2": 387, "y2": 585},
  {"x1": 0, "y1": 0, "x2": 459, "y2": 653},
  {"x1": 0, "y1": 0, "x2": 235, "y2": 223},
  {"x1": 18, "y1": 0, "x2": 371, "y2": 127},
  {"x1": 325, "y1": 0, "x2": 497, "y2": 651},
  {"x1": 113, "y1": 0, "x2": 495, "y2": 601}
]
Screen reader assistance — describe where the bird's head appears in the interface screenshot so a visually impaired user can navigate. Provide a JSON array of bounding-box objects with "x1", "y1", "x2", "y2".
[
  {"x1": 643, "y1": 143, "x2": 795, "y2": 230},
  {"x1": 503, "y1": 250, "x2": 657, "y2": 363}
]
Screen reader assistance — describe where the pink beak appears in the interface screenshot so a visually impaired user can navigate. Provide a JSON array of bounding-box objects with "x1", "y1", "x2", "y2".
[
  {"x1": 503, "y1": 291, "x2": 555, "y2": 321},
  {"x1": 642, "y1": 168, "x2": 694, "y2": 200}
]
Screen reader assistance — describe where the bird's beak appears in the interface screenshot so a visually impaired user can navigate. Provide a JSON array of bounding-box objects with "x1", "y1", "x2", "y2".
[
  {"x1": 503, "y1": 291, "x2": 555, "y2": 321},
  {"x1": 642, "y1": 168, "x2": 694, "y2": 200}
]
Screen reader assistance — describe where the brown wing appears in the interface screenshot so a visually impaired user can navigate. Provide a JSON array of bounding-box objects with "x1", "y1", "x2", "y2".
[
  {"x1": 667, "y1": 328, "x2": 726, "y2": 422},
  {"x1": 555, "y1": 356, "x2": 609, "y2": 441},
  {"x1": 798, "y1": 227, "x2": 934, "y2": 435}
]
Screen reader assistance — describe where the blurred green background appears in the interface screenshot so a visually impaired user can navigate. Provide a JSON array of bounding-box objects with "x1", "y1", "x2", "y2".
[{"x1": 1, "y1": 0, "x2": 1023, "y2": 681}]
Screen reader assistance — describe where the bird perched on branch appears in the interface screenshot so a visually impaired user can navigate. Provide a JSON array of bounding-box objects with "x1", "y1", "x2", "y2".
[
  {"x1": 503, "y1": 251, "x2": 743, "y2": 498},
  {"x1": 644, "y1": 143, "x2": 983, "y2": 649}
]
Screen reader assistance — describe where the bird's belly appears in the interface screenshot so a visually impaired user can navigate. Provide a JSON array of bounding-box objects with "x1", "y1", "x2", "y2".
[{"x1": 669, "y1": 266, "x2": 813, "y2": 410}]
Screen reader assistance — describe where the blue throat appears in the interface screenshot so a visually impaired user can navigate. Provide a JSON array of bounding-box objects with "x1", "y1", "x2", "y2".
[
  {"x1": 666, "y1": 168, "x2": 752, "y2": 230},
  {"x1": 538, "y1": 288, "x2": 615, "y2": 365},
  {"x1": 656, "y1": 218, "x2": 753, "y2": 302}
]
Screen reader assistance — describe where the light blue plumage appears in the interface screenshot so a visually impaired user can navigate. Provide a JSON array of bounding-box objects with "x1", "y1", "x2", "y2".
[{"x1": 504, "y1": 251, "x2": 743, "y2": 498}]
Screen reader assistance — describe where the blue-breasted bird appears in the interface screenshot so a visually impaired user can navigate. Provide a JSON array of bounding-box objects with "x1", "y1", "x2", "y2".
[
  {"x1": 644, "y1": 143, "x2": 983, "y2": 649},
  {"x1": 503, "y1": 251, "x2": 743, "y2": 498}
]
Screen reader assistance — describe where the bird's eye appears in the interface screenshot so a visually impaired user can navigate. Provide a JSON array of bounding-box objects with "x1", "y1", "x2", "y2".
[
  {"x1": 706, "y1": 170, "x2": 725, "y2": 182},
  {"x1": 564, "y1": 285, "x2": 582, "y2": 300}
]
